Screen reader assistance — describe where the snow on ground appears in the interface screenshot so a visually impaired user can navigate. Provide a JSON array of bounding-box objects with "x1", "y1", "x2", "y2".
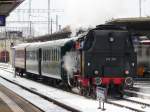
[
  {"x1": 110, "y1": 98, "x2": 150, "y2": 112},
  {"x1": 0, "y1": 78, "x2": 68, "y2": 112},
  {"x1": 0, "y1": 64, "x2": 135, "y2": 112},
  {"x1": 125, "y1": 96, "x2": 150, "y2": 106}
]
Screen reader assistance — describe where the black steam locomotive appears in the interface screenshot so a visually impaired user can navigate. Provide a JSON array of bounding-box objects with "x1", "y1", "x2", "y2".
[{"x1": 13, "y1": 25, "x2": 136, "y2": 97}]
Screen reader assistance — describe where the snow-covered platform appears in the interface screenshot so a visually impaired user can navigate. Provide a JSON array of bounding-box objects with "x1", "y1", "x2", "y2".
[{"x1": 0, "y1": 64, "x2": 134, "y2": 112}]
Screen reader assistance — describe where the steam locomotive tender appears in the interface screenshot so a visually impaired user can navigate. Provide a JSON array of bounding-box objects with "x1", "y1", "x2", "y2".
[{"x1": 14, "y1": 25, "x2": 136, "y2": 97}]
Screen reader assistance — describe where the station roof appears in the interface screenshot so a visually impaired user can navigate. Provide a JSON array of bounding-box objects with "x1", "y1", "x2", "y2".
[
  {"x1": 0, "y1": 0, "x2": 24, "y2": 16},
  {"x1": 106, "y1": 17, "x2": 150, "y2": 38},
  {"x1": 25, "y1": 31, "x2": 71, "y2": 42}
]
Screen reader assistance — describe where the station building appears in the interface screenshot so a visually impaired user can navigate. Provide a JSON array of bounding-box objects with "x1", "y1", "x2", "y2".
[{"x1": 0, "y1": 0, "x2": 24, "y2": 64}]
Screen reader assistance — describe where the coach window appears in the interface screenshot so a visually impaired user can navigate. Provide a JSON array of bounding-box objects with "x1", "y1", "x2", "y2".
[
  {"x1": 30, "y1": 51, "x2": 31, "y2": 60},
  {"x1": 45, "y1": 49, "x2": 46, "y2": 61},
  {"x1": 146, "y1": 47, "x2": 150, "y2": 56},
  {"x1": 46, "y1": 49, "x2": 48, "y2": 61},
  {"x1": 42, "y1": 50, "x2": 44, "y2": 61},
  {"x1": 55, "y1": 48, "x2": 57, "y2": 61},
  {"x1": 57, "y1": 48, "x2": 59, "y2": 61},
  {"x1": 43, "y1": 50, "x2": 45, "y2": 61},
  {"x1": 55, "y1": 48, "x2": 56, "y2": 61},
  {"x1": 51, "y1": 49, "x2": 53, "y2": 61},
  {"x1": 32, "y1": 51, "x2": 33, "y2": 60},
  {"x1": 54, "y1": 48, "x2": 56, "y2": 61},
  {"x1": 48, "y1": 49, "x2": 49, "y2": 60},
  {"x1": 56, "y1": 48, "x2": 58, "y2": 61},
  {"x1": 32, "y1": 51, "x2": 34, "y2": 60},
  {"x1": 53, "y1": 49, "x2": 54, "y2": 61},
  {"x1": 52, "y1": 49, "x2": 53, "y2": 61},
  {"x1": 49, "y1": 49, "x2": 52, "y2": 60},
  {"x1": 138, "y1": 46, "x2": 142, "y2": 57},
  {"x1": 36, "y1": 50, "x2": 38, "y2": 60},
  {"x1": 54, "y1": 49, "x2": 55, "y2": 61},
  {"x1": 45, "y1": 50, "x2": 47, "y2": 61},
  {"x1": 33, "y1": 51, "x2": 35, "y2": 60},
  {"x1": 49, "y1": 49, "x2": 51, "y2": 60},
  {"x1": 56, "y1": 48, "x2": 57, "y2": 61},
  {"x1": 34, "y1": 51, "x2": 36, "y2": 60},
  {"x1": 53, "y1": 48, "x2": 55, "y2": 61},
  {"x1": 47, "y1": 49, "x2": 49, "y2": 61},
  {"x1": 49, "y1": 49, "x2": 51, "y2": 61}
]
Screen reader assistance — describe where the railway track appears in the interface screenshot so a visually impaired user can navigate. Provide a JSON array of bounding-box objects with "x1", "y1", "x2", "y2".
[
  {"x1": 1, "y1": 66, "x2": 150, "y2": 112},
  {"x1": 0, "y1": 66, "x2": 80, "y2": 112},
  {"x1": 125, "y1": 89, "x2": 150, "y2": 100},
  {"x1": 107, "y1": 97, "x2": 150, "y2": 112}
]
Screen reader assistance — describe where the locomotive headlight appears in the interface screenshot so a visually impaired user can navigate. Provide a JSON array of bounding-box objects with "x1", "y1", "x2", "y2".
[
  {"x1": 109, "y1": 37, "x2": 114, "y2": 42},
  {"x1": 94, "y1": 70, "x2": 99, "y2": 75},
  {"x1": 125, "y1": 70, "x2": 129, "y2": 75},
  {"x1": 132, "y1": 62, "x2": 135, "y2": 67}
]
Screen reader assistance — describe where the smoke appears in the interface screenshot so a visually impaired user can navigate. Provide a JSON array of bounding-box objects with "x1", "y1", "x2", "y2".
[
  {"x1": 64, "y1": 0, "x2": 139, "y2": 30},
  {"x1": 63, "y1": 52, "x2": 79, "y2": 77}
]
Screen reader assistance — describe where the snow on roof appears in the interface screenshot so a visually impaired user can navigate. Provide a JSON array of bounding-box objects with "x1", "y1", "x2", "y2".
[
  {"x1": 40, "y1": 36, "x2": 79, "y2": 48},
  {"x1": 26, "y1": 42, "x2": 43, "y2": 50},
  {"x1": 13, "y1": 35, "x2": 83, "y2": 50}
]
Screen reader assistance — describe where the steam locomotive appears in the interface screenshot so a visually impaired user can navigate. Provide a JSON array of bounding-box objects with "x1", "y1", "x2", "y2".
[{"x1": 13, "y1": 25, "x2": 136, "y2": 97}]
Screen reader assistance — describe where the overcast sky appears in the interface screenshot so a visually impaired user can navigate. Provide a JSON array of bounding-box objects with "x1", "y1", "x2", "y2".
[
  {"x1": 6, "y1": 0, "x2": 150, "y2": 35},
  {"x1": 16, "y1": 0, "x2": 150, "y2": 26}
]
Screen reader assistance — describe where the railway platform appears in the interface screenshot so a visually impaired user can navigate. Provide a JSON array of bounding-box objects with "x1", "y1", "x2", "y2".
[{"x1": 0, "y1": 84, "x2": 42, "y2": 112}]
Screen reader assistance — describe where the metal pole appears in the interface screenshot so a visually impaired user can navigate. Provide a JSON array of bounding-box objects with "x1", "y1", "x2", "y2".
[
  {"x1": 139, "y1": 0, "x2": 141, "y2": 17},
  {"x1": 56, "y1": 15, "x2": 58, "y2": 32},
  {"x1": 4, "y1": 29, "x2": 7, "y2": 63},
  {"x1": 29, "y1": 0, "x2": 32, "y2": 37},
  {"x1": 48, "y1": 0, "x2": 51, "y2": 34},
  {"x1": 51, "y1": 18, "x2": 53, "y2": 34},
  {"x1": 59, "y1": 25, "x2": 61, "y2": 31}
]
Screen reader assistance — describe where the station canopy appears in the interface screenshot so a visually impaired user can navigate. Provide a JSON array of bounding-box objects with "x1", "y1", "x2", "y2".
[
  {"x1": 0, "y1": 0, "x2": 24, "y2": 16},
  {"x1": 106, "y1": 17, "x2": 150, "y2": 39}
]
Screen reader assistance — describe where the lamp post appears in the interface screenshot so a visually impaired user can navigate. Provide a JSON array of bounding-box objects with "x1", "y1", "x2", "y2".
[
  {"x1": 29, "y1": 0, "x2": 32, "y2": 37},
  {"x1": 48, "y1": 0, "x2": 51, "y2": 34},
  {"x1": 139, "y1": 0, "x2": 142, "y2": 17}
]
